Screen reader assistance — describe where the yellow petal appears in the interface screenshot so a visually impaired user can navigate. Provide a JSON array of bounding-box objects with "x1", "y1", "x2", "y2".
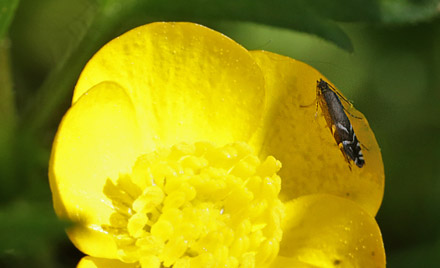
[
  {"x1": 279, "y1": 194, "x2": 385, "y2": 268},
  {"x1": 73, "y1": 22, "x2": 265, "y2": 149},
  {"x1": 249, "y1": 50, "x2": 384, "y2": 216},
  {"x1": 270, "y1": 256, "x2": 319, "y2": 268},
  {"x1": 49, "y1": 81, "x2": 142, "y2": 257},
  {"x1": 77, "y1": 256, "x2": 136, "y2": 268}
]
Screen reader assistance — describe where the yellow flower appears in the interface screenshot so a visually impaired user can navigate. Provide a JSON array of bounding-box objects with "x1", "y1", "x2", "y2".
[{"x1": 49, "y1": 22, "x2": 385, "y2": 268}]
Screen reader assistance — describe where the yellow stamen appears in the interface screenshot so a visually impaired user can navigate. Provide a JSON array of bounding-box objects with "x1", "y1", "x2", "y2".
[{"x1": 102, "y1": 142, "x2": 284, "y2": 267}]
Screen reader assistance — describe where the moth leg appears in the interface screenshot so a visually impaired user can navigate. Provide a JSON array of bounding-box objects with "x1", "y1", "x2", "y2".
[
  {"x1": 299, "y1": 98, "x2": 317, "y2": 108},
  {"x1": 361, "y1": 142, "x2": 369, "y2": 151},
  {"x1": 338, "y1": 142, "x2": 352, "y2": 171},
  {"x1": 331, "y1": 124, "x2": 337, "y2": 135}
]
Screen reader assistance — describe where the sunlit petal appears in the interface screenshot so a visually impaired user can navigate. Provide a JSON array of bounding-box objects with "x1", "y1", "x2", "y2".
[
  {"x1": 279, "y1": 194, "x2": 385, "y2": 267},
  {"x1": 49, "y1": 82, "x2": 142, "y2": 257},
  {"x1": 250, "y1": 50, "x2": 384, "y2": 216},
  {"x1": 73, "y1": 22, "x2": 265, "y2": 150},
  {"x1": 77, "y1": 256, "x2": 136, "y2": 268}
]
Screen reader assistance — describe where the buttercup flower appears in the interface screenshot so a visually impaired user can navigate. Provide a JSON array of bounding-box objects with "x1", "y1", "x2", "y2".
[{"x1": 49, "y1": 22, "x2": 385, "y2": 267}]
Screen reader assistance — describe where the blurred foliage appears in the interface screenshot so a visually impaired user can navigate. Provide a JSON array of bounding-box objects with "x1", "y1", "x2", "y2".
[
  {"x1": 0, "y1": 0, "x2": 20, "y2": 39},
  {"x1": 1, "y1": 0, "x2": 439, "y2": 267},
  {"x1": 379, "y1": 0, "x2": 440, "y2": 23},
  {"x1": 0, "y1": 201, "x2": 70, "y2": 267}
]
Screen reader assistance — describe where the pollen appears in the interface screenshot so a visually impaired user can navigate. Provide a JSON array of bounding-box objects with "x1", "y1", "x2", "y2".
[{"x1": 102, "y1": 142, "x2": 284, "y2": 268}]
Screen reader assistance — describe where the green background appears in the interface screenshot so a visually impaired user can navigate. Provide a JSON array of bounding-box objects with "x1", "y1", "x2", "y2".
[{"x1": 1, "y1": 0, "x2": 439, "y2": 267}]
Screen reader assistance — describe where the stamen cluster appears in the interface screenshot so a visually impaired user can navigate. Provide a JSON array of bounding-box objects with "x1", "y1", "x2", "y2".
[{"x1": 102, "y1": 142, "x2": 284, "y2": 268}]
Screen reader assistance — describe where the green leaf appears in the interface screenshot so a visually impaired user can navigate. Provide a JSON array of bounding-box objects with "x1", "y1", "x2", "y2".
[
  {"x1": 0, "y1": 0, "x2": 20, "y2": 39},
  {"x1": 0, "y1": 200, "x2": 69, "y2": 256},
  {"x1": 132, "y1": 0, "x2": 356, "y2": 50},
  {"x1": 378, "y1": 0, "x2": 440, "y2": 24},
  {"x1": 303, "y1": 0, "x2": 381, "y2": 22}
]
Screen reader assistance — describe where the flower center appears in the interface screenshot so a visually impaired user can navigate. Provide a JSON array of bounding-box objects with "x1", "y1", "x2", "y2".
[{"x1": 102, "y1": 142, "x2": 284, "y2": 268}]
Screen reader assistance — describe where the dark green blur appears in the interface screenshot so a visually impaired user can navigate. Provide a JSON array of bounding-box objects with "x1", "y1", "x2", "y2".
[{"x1": 1, "y1": 0, "x2": 439, "y2": 267}]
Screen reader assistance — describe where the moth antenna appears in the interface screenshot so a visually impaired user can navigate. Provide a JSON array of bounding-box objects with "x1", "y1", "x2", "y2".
[
  {"x1": 344, "y1": 108, "x2": 363, "y2": 119},
  {"x1": 327, "y1": 83, "x2": 355, "y2": 107},
  {"x1": 327, "y1": 83, "x2": 363, "y2": 120}
]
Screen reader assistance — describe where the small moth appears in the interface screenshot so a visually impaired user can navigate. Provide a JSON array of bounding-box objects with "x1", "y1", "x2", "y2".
[{"x1": 315, "y1": 78, "x2": 365, "y2": 168}]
